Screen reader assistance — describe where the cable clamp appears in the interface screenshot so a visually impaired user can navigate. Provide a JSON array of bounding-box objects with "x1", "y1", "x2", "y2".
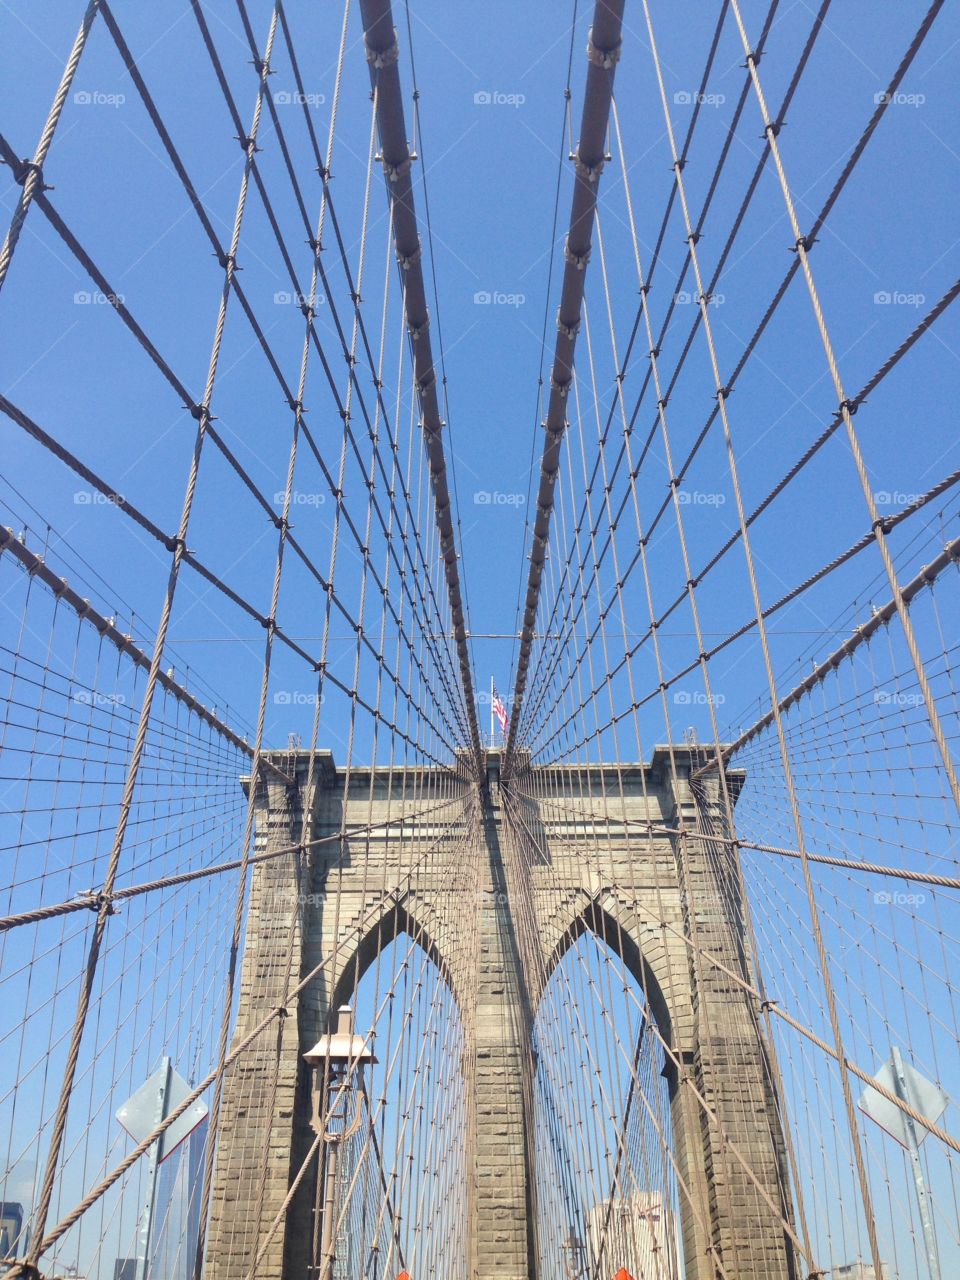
[
  {"x1": 10, "y1": 157, "x2": 51, "y2": 191},
  {"x1": 685, "y1": 231, "x2": 701, "y2": 247},
  {"x1": 236, "y1": 134, "x2": 260, "y2": 154},
  {"x1": 550, "y1": 375, "x2": 571, "y2": 398},
  {"x1": 649, "y1": 345, "x2": 661, "y2": 359},
  {"x1": 790, "y1": 233, "x2": 817, "y2": 254},
  {"x1": 763, "y1": 121, "x2": 783, "y2": 140},
  {"x1": 557, "y1": 311, "x2": 581, "y2": 340},
  {"x1": 382, "y1": 155, "x2": 412, "y2": 183},
  {"x1": 397, "y1": 240, "x2": 422, "y2": 270},
  {"x1": 542, "y1": 417, "x2": 567, "y2": 437},
  {"x1": 872, "y1": 515, "x2": 893, "y2": 535},
  {"x1": 416, "y1": 368, "x2": 437, "y2": 395},
  {"x1": 78, "y1": 888, "x2": 115, "y2": 916},
  {"x1": 564, "y1": 239, "x2": 591, "y2": 270},
  {"x1": 365, "y1": 34, "x2": 400, "y2": 70},
  {"x1": 586, "y1": 28, "x2": 622, "y2": 69},
  {"x1": 408, "y1": 315, "x2": 430, "y2": 341},
  {"x1": 573, "y1": 149, "x2": 605, "y2": 183},
  {"x1": 839, "y1": 397, "x2": 859, "y2": 416},
  {"x1": 716, "y1": 385, "x2": 731, "y2": 402},
  {"x1": 742, "y1": 49, "x2": 764, "y2": 68}
]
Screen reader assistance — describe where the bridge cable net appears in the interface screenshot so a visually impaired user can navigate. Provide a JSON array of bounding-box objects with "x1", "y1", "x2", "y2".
[
  {"x1": 501, "y1": 0, "x2": 960, "y2": 1278},
  {"x1": 0, "y1": 0, "x2": 958, "y2": 1279},
  {"x1": 0, "y1": 0, "x2": 480, "y2": 1277}
]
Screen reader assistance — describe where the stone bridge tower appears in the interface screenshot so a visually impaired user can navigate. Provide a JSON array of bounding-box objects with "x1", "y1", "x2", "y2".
[{"x1": 205, "y1": 746, "x2": 796, "y2": 1280}]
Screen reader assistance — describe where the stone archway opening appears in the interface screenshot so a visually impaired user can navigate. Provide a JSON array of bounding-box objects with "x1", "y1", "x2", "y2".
[{"x1": 532, "y1": 928, "x2": 683, "y2": 1280}]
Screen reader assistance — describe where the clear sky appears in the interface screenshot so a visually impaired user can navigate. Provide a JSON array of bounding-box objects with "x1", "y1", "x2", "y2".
[
  {"x1": 2, "y1": 3, "x2": 960, "y2": 1278},
  {"x1": 2, "y1": 0, "x2": 958, "y2": 760}
]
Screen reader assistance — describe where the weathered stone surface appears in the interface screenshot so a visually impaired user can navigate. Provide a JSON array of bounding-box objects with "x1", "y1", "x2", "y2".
[{"x1": 206, "y1": 748, "x2": 797, "y2": 1280}]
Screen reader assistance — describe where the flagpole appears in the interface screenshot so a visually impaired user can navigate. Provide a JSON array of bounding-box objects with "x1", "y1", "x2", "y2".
[{"x1": 490, "y1": 675, "x2": 494, "y2": 750}]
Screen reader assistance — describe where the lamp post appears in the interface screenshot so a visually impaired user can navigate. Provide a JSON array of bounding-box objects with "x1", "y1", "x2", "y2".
[
  {"x1": 304, "y1": 1006, "x2": 376, "y2": 1280},
  {"x1": 562, "y1": 1232, "x2": 587, "y2": 1279}
]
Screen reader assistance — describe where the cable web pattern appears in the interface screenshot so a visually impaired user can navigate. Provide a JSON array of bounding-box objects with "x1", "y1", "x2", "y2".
[{"x1": 0, "y1": 1, "x2": 958, "y2": 1279}]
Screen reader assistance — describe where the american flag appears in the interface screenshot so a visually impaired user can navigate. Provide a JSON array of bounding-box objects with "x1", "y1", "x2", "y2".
[{"x1": 492, "y1": 686, "x2": 509, "y2": 733}]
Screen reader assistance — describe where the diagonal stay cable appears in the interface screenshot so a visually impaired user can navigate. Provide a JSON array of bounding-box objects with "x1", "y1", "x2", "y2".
[{"x1": 505, "y1": 0, "x2": 625, "y2": 768}]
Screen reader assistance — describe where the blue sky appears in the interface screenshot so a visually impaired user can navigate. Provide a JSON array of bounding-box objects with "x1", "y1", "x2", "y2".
[
  {"x1": 2, "y1": 3, "x2": 960, "y2": 1275},
  {"x1": 1, "y1": 0, "x2": 958, "y2": 763}
]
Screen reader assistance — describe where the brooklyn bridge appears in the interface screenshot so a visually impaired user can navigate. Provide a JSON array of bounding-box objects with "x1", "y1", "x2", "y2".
[{"x1": 0, "y1": 1, "x2": 957, "y2": 1278}]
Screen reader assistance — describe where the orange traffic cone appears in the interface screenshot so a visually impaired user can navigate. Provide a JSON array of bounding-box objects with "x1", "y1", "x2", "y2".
[
  {"x1": 612, "y1": 1270, "x2": 635, "y2": 1280},
  {"x1": 396, "y1": 1273, "x2": 412, "y2": 1280}
]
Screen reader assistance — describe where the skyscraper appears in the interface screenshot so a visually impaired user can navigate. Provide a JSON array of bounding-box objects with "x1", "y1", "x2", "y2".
[
  {"x1": 586, "y1": 1191, "x2": 680, "y2": 1279},
  {"x1": 149, "y1": 1117, "x2": 208, "y2": 1280}
]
